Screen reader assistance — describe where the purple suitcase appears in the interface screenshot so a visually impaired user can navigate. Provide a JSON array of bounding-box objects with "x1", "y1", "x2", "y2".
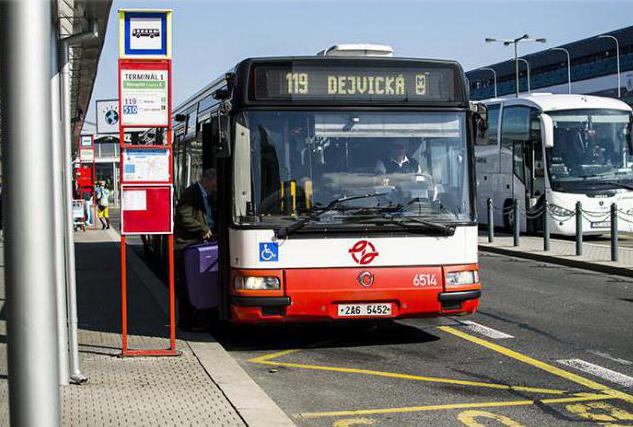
[{"x1": 183, "y1": 242, "x2": 220, "y2": 310}]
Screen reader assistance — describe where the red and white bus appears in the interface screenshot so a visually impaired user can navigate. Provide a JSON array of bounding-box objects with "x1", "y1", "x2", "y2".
[{"x1": 150, "y1": 46, "x2": 485, "y2": 323}]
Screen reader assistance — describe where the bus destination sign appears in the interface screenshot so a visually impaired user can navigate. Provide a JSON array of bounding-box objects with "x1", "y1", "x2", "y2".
[{"x1": 252, "y1": 63, "x2": 457, "y2": 102}]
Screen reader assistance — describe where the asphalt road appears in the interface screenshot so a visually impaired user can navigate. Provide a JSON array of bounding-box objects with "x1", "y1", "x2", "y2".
[{"x1": 213, "y1": 252, "x2": 633, "y2": 426}]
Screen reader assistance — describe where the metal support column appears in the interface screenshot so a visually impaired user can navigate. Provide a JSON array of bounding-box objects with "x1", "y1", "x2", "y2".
[
  {"x1": 0, "y1": 0, "x2": 61, "y2": 424},
  {"x1": 60, "y1": 22, "x2": 98, "y2": 385},
  {"x1": 50, "y1": 17, "x2": 70, "y2": 386}
]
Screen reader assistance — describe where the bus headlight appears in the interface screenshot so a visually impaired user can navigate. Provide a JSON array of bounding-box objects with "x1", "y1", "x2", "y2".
[
  {"x1": 234, "y1": 276, "x2": 281, "y2": 291},
  {"x1": 445, "y1": 270, "x2": 479, "y2": 287},
  {"x1": 550, "y1": 205, "x2": 574, "y2": 217}
]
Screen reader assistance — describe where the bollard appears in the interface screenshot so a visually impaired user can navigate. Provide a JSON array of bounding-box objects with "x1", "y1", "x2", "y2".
[
  {"x1": 576, "y1": 201, "x2": 583, "y2": 256},
  {"x1": 611, "y1": 203, "x2": 619, "y2": 262},
  {"x1": 487, "y1": 198, "x2": 494, "y2": 243},
  {"x1": 513, "y1": 199, "x2": 520, "y2": 247},
  {"x1": 543, "y1": 200, "x2": 550, "y2": 251}
]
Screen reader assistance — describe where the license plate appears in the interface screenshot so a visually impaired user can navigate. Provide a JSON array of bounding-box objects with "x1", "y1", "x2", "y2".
[
  {"x1": 337, "y1": 303, "x2": 392, "y2": 317},
  {"x1": 591, "y1": 221, "x2": 610, "y2": 228}
]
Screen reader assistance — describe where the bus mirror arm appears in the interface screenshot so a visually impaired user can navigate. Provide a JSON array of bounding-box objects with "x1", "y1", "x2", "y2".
[{"x1": 209, "y1": 113, "x2": 231, "y2": 159}]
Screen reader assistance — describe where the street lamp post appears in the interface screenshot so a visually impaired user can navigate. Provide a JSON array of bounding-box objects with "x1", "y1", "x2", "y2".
[
  {"x1": 516, "y1": 58, "x2": 531, "y2": 93},
  {"x1": 597, "y1": 34, "x2": 621, "y2": 98},
  {"x1": 551, "y1": 47, "x2": 572, "y2": 94},
  {"x1": 481, "y1": 67, "x2": 497, "y2": 97},
  {"x1": 486, "y1": 34, "x2": 546, "y2": 97}
]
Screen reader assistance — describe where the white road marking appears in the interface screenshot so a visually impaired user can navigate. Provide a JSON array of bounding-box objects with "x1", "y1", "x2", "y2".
[
  {"x1": 458, "y1": 321, "x2": 514, "y2": 339},
  {"x1": 557, "y1": 359, "x2": 633, "y2": 388},
  {"x1": 588, "y1": 350, "x2": 633, "y2": 366}
]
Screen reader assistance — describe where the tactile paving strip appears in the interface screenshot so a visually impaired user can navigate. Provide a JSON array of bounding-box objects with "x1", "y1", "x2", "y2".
[{"x1": 61, "y1": 333, "x2": 246, "y2": 426}]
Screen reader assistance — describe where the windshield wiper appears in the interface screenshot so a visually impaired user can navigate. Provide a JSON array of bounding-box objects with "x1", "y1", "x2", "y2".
[
  {"x1": 274, "y1": 217, "x2": 311, "y2": 239},
  {"x1": 274, "y1": 192, "x2": 391, "y2": 239},
  {"x1": 389, "y1": 217, "x2": 456, "y2": 236},
  {"x1": 347, "y1": 216, "x2": 456, "y2": 236}
]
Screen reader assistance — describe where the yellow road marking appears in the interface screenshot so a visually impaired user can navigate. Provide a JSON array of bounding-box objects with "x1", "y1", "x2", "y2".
[
  {"x1": 249, "y1": 353, "x2": 567, "y2": 395},
  {"x1": 458, "y1": 410, "x2": 525, "y2": 427},
  {"x1": 333, "y1": 418, "x2": 375, "y2": 427},
  {"x1": 299, "y1": 393, "x2": 616, "y2": 418},
  {"x1": 249, "y1": 349, "x2": 301, "y2": 363},
  {"x1": 565, "y1": 401, "x2": 633, "y2": 422},
  {"x1": 439, "y1": 326, "x2": 633, "y2": 405}
]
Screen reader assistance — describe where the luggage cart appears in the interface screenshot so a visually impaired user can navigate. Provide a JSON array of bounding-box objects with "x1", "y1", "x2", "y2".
[{"x1": 72, "y1": 200, "x2": 86, "y2": 232}]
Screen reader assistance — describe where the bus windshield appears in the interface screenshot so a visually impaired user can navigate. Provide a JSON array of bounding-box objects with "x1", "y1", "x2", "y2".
[
  {"x1": 546, "y1": 108, "x2": 633, "y2": 191},
  {"x1": 233, "y1": 111, "x2": 472, "y2": 228}
]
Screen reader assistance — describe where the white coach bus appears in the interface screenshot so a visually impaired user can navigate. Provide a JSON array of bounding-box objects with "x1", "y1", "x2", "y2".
[{"x1": 476, "y1": 93, "x2": 633, "y2": 235}]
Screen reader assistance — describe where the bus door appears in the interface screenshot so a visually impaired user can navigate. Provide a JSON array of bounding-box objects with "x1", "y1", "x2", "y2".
[
  {"x1": 501, "y1": 106, "x2": 532, "y2": 231},
  {"x1": 522, "y1": 114, "x2": 545, "y2": 232},
  {"x1": 527, "y1": 114, "x2": 545, "y2": 203}
]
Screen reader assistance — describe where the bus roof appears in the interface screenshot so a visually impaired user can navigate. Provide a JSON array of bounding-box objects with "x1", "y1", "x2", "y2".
[{"x1": 483, "y1": 93, "x2": 632, "y2": 113}]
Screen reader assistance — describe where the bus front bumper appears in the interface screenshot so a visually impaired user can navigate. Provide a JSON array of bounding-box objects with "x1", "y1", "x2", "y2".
[{"x1": 229, "y1": 266, "x2": 481, "y2": 323}]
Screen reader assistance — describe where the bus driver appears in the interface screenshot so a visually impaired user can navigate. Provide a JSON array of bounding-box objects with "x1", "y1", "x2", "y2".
[{"x1": 374, "y1": 138, "x2": 422, "y2": 175}]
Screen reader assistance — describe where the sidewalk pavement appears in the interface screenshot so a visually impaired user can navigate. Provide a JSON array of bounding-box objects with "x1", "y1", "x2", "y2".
[
  {"x1": 0, "y1": 229, "x2": 295, "y2": 426},
  {"x1": 479, "y1": 232, "x2": 633, "y2": 277}
]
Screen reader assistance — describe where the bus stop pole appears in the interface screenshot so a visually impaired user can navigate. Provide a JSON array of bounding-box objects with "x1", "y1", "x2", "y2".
[
  {"x1": 60, "y1": 23, "x2": 98, "y2": 384},
  {"x1": 50, "y1": 21, "x2": 70, "y2": 386},
  {"x1": 0, "y1": 1, "x2": 61, "y2": 425}
]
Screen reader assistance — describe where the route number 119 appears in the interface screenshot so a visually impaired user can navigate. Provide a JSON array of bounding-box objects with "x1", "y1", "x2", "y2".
[{"x1": 286, "y1": 72, "x2": 309, "y2": 94}]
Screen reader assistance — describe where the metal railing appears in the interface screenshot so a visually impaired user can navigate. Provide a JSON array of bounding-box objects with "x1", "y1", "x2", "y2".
[{"x1": 485, "y1": 198, "x2": 631, "y2": 262}]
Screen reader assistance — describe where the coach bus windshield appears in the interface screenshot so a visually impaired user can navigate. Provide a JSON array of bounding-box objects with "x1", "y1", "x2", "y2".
[
  {"x1": 233, "y1": 111, "x2": 472, "y2": 228},
  {"x1": 546, "y1": 109, "x2": 633, "y2": 192}
]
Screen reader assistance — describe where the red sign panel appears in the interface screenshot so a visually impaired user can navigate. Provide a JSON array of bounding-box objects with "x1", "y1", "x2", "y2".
[{"x1": 121, "y1": 185, "x2": 172, "y2": 234}]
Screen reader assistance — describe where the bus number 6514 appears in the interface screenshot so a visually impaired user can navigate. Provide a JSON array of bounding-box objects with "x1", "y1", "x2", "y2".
[{"x1": 413, "y1": 273, "x2": 437, "y2": 287}]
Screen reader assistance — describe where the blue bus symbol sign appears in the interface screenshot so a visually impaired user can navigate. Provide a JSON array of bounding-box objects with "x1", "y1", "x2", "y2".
[{"x1": 259, "y1": 242, "x2": 279, "y2": 262}]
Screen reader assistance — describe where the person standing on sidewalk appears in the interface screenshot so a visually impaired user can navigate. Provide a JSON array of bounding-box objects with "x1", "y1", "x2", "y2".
[
  {"x1": 174, "y1": 168, "x2": 217, "y2": 331},
  {"x1": 97, "y1": 181, "x2": 110, "y2": 230}
]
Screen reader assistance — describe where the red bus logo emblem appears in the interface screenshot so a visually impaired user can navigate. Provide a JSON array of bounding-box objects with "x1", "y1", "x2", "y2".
[{"x1": 349, "y1": 240, "x2": 379, "y2": 265}]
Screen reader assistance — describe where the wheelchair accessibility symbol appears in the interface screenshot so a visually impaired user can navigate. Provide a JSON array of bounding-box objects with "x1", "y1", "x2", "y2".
[{"x1": 259, "y1": 242, "x2": 279, "y2": 262}]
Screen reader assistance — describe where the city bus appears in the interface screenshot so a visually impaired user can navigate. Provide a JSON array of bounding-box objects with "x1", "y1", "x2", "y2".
[
  {"x1": 476, "y1": 93, "x2": 633, "y2": 235},
  {"x1": 150, "y1": 47, "x2": 485, "y2": 323}
]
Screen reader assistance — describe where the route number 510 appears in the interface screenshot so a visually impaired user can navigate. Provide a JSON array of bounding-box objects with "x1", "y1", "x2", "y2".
[{"x1": 413, "y1": 273, "x2": 437, "y2": 287}]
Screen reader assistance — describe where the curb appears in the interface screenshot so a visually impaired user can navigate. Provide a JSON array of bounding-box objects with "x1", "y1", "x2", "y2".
[
  {"x1": 121, "y1": 235, "x2": 296, "y2": 427},
  {"x1": 479, "y1": 244, "x2": 633, "y2": 278}
]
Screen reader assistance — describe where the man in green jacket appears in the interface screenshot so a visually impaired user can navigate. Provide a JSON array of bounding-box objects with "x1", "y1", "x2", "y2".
[{"x1": 174, "y1": 168, "x2": 217, "y2": 331}]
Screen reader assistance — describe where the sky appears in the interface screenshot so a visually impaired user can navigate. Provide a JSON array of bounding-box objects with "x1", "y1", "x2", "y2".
[{"x1": 83, "y1": 0, "x2": 633, "y2": 133}]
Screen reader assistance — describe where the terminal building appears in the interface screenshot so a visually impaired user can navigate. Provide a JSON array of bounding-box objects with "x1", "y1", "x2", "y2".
[{"x1": 466, "y1": 25, "x2": 633, "y2": 104}]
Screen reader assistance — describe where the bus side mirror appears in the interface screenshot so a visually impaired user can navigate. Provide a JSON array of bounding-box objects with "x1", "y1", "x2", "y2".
[
  {"x1": 476, "y1": 102, "x2": 488, "y2": 125},
  {"x1": 471, "y1": 102, "x2": 488, "y2": 144},
  {"x1": 540, "y1": 114, "x2": 554, "y2": 148}
]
